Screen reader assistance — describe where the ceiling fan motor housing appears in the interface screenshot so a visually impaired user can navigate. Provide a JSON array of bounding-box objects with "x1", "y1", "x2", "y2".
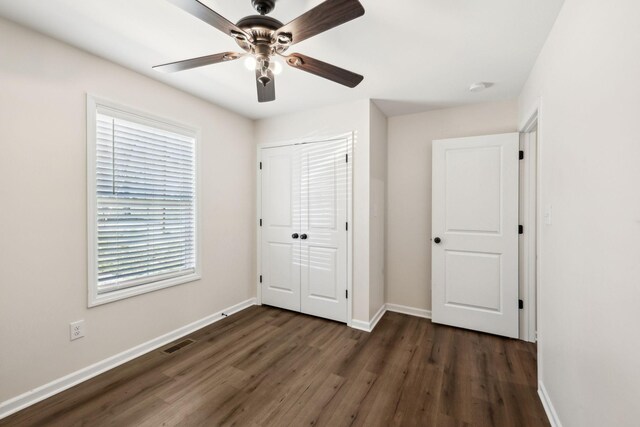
[
  {"x1": 252, "y1": 0, "x2": 276, "y2": 15},
  {"x1": 235, "y1": 15, "x2": 286, "y2": 54}
]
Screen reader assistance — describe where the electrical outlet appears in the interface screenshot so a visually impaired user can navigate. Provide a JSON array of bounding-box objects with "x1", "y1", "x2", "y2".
[{"x1": 70, "y1": 320, "x2": 85, "y2": 341}]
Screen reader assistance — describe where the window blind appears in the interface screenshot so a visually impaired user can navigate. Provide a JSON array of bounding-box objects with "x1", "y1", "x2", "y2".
[{"x1": 95, "y1": 112, "x2": 196, "y2": 294}]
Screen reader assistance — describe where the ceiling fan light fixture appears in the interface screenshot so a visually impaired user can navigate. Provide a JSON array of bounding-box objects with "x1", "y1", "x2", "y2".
[
  {"x1": 245, "y1": 56, "x2": 281, "y2": 74},
  {"x1": 244, "y1": 56, "x2": 257, "y2": 70},
  {"x1": 270, "y1": 59, "x2": 283, "y2": 75}
]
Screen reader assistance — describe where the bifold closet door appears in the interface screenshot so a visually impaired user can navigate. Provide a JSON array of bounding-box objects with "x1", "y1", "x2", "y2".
[
  {"x1": 261, "y1": 144, "x2": 301, "y2": 311},
  {"x1": 299, "y1": 140, "x2": 348, "y2": 323},
  {"x1": 260, "y1": 139, "x2": 349, "y2": 323}
]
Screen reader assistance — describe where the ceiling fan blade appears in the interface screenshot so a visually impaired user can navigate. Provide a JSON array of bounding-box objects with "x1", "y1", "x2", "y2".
[
  {"x1": 166, "y1": 0, "x2": 250, "y2": 40},
  {"x1": 153, "y1": 52, "x2": 243, "y2": 73},
  {"x1": 256, "y1": 69, "x2": 276, "y2": 103},
  {"x1": 284, "y1": 53, "x2": 363, "y2": 88},
  {"x1": 276, "y1": 0, "x2": 364, "y2": 46}
]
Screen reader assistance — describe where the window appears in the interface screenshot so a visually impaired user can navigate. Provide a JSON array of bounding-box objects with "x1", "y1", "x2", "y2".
[{"x1": 87, "y1": 96, "x2": 199, "y2": 306}]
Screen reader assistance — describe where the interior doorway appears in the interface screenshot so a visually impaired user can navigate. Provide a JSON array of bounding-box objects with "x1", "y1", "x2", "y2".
[
  {"x1": 431, "y1": 133, "x2": 520, "y2": 338},
  {"x1": 519, "y1": 112, "x2": 539, "y2": 342},
  {"x1": 430, "y1": 126, "x2": 540, "y2": 343}
]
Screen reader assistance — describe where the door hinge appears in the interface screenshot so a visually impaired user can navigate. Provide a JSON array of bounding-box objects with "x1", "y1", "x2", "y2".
[
  {"x1": 259, "y1": 161, "x2": 262, "y2": 170},
  {"x1": 259, "y1": 218, "x2": 262, "y2": 227},
  {"x1": 519, "y1": 150, "x2": 524, "y2": 160},
  {"x1": 260, "y1": 275, "x2": 262, "y2": 283},
  {"x1": 519, "y1": 225, "x2": 524, "y2": 234},
  {"x1": 346, "y1": 222, "x2": 348, "y2": 231},
  {"x1": 519, "y1": 299, "x2": 524, "y2": 309},
  {"x1": 345, "y1": 290, "x2": 348, "y2": 299},
  {"x1": 345, "y1": 153, "x2": 349, "y2": 163}
]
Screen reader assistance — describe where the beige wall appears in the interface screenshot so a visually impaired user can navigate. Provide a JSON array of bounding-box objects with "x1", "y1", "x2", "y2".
[
  {"x1": 11, "y1": 1, "x2": 640, "y2": 423},
  {"x1": 254, "y1": 100, "x2": 371, "y2": 322},
  {"x1": 369, "y1": 101, "x2": 387, "y2": 319},
  {"x1": 0, "y1": 18, "x2": 256, "y2": 402},
  {"x1": 519, "y1": 0, "x2": 640, "y2": 425},
  {"x1": 386, "y1": 100, "x2": 518, "y2": 311}
]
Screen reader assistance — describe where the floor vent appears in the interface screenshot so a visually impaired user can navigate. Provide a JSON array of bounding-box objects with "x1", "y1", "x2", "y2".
[{"x1": 162, "y1": 338, "x2": 196, "y2": 354}]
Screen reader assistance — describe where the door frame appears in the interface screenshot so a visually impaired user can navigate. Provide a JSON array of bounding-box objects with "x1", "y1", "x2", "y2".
[
  {"x1": 431, "y1": 133, "x2": 521, "y2": 338},
  {"x1": 256, "y1": 132, "x2": 354, "y2": 327},
  {"x1": 519, "y1": 99, "x2": 543, "y2": 346}
]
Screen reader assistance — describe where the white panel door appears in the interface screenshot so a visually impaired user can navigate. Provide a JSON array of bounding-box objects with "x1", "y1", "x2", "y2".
[
  {"x1": 299, "y1": 139, "x2": 348, "y2": 322},
  {"x1": 261, "y1": 145, "x2": 301, "y2": 311},
  {"x1": 432, "y1": 133, "x2": 519, "y2": 338}
]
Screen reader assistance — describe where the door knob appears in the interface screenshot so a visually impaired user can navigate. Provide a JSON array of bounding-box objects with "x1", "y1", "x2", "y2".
[
  {"x1": 300, "y1": 234, "x2": 308, "y2": 240},
  {"x1": 434, "y1": 237, "x2": 441, "y2": 244},
  {"x1": 292, "y1": 233, "x2": 299, "y2": 239}
]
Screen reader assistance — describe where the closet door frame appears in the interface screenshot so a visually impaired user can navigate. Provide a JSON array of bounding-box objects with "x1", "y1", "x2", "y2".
[{"x1": 256, "y1": 132, "x2": 354, "y2": 327}]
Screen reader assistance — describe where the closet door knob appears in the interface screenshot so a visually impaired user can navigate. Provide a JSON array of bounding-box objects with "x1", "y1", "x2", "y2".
[
  {"x1": 434, "y1": 237, "x2": 441, "y2": 244},
  {"x1": 300, "y1": 234, "x2": 308, "y2": 240},
  {"x1": 292, "y1": 233, "x2": 299, "y2": 239}
]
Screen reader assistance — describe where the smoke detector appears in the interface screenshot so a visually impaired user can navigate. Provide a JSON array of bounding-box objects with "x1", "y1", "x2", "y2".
[{"x1": 469, "y1": 82, "x2": 493, "y2": 92}]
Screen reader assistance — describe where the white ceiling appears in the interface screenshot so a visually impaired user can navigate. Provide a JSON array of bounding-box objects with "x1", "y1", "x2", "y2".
[{"x1": 0, "y1": 0, "x2": 563, "y2": 119}]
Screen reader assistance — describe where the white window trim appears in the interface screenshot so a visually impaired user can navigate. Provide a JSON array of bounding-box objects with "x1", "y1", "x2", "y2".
[{"x1": 86, "y1": 94, "x2": 202, "y2": 307}]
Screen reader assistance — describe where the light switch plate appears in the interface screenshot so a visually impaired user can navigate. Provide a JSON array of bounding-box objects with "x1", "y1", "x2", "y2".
[{"x1": 544, "y1": 205, "x2": 552, "y2": 225}]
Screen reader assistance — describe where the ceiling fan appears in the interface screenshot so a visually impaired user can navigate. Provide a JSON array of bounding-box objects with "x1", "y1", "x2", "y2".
[{"x1": 153, "y1": 0, "x2": 365, "y2": 103}]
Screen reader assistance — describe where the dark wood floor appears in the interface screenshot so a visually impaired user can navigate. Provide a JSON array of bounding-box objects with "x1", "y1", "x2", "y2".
[{"x1": 1, "y1": 306, "x2": 549, "y2": 427}]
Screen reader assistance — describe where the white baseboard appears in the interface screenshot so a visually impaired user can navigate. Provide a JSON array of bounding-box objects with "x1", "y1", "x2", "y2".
[
  {"x1": 385, "y1": 303, "x2": 431, "y2": 319},
  {"x1": 0, "y1": 297, "x2": 257, "y2": 420},
  {"x1": 538, "y1": 380, "x2": 562, "y2": 427},
  {"x1": 349, "y1": 307, "x2": 383, "y2": 333},
  {"x1": 349, "y1": 319, "x2": 371, "y2": 332},
  {"x1": 368, "y1": 304, "x2": 386, "y2": 331},
  {"x1": 350, "y1": 303, "x2": 431, "y2": 333}
]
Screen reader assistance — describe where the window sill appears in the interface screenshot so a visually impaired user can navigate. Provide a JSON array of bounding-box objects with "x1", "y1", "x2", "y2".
[{"x1": 88, "y1": 272, "x2": 201, "y2": 307}]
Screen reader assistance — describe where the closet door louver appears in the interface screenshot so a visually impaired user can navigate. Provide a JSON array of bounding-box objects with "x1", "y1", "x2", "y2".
[{"x1": 95, "y1": 112, "x2": 196, "y2": 294}]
